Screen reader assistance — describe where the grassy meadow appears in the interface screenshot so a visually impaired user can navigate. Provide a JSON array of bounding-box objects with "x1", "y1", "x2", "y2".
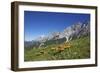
[{"x1": 24, "y1": 36, "x2": 90, "y2": 61}]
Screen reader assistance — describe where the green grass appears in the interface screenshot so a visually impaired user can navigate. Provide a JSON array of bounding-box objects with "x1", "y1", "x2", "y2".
[{"x1": 24, "y1": 36, "x2": 90, "y2": 61}]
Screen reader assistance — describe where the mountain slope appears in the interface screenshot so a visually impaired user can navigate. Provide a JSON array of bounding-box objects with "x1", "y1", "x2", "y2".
[
  {"x1": 24, "y1": 36, "x2": 90, "y2": 61},
  {"x1": 25, "y1": 21, "x2": 90, "y2": 49}
]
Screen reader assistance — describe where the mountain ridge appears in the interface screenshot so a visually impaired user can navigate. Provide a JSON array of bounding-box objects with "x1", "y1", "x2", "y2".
[{"x1": 25, "y1": 21, "x2": 90, "y2": 48}]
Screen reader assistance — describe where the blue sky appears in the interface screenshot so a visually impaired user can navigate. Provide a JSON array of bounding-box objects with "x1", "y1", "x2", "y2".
[{"x1": 24, "y1": 11, "x2": 90, "y2": 41}]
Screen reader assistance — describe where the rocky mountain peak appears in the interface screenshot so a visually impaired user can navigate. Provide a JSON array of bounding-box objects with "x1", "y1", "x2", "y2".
[{"x1": 30, "y1": 21, "x2": 90, "y2": 43}]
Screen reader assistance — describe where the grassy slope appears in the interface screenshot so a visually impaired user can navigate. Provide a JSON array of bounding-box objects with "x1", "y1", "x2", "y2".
[{"x1": 24, "y1": 36, "x2": 90, "y2": 61}]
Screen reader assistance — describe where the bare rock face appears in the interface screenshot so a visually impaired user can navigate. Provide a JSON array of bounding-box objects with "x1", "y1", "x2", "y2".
[
  {"x1": 36, "y1": 35, "x2": 49, "y2": 43},
  {"x1": 35, "y1": 21, "x2": 90, "y2": 43},
  {"x1": 51, "y1": 32, "x2": 60, "y2": 40},
  {"x1": 57, "y1": 21, "x2": 90, "y2": 42},
  {"x1": 25, "y1": 21, "x2": 90, "y2": 48},
  {"x1": 40, "y1": 21, "x2": 89, "y2": 42}
]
